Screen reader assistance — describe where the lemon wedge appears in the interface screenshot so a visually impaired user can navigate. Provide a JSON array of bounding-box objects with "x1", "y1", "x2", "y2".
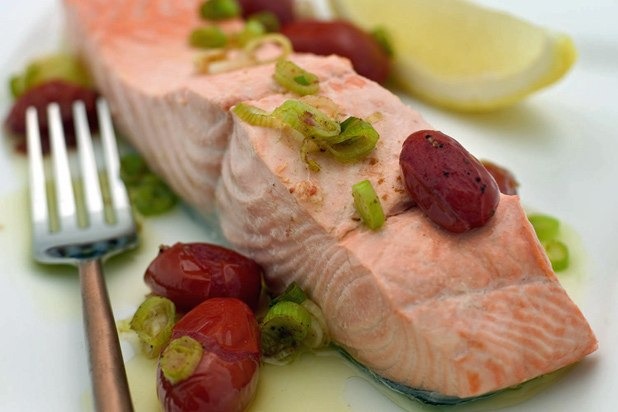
[{"x1": 329, "y1": 0, "x2": 576, "y2": 112}]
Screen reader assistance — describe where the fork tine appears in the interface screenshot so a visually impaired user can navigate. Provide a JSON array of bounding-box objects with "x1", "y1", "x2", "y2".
[
  {"x1": 97, "y1": 99, "x2": 132, "y2": 223},
  {"x1": 73, "y1": 101, "x2": 105, "y2": 226},
  {"x1": 26, "y1": 107, "x2": 49, "y2": 233},
  {"x1": 48, "y1": 103, "x2": 78, "y2": 231}
]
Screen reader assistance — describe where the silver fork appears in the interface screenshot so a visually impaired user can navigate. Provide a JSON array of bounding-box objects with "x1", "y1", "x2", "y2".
[{"x1": 26, "y1": 98, "x2": 136, "y2": 411}]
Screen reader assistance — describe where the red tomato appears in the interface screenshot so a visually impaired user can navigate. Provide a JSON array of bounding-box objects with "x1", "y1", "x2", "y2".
[
  {"x1": 281, "y1": 20, "x2": 391, "y2": 84},
  {"x1": 481, "y1": 160, "x2": 519, "y2": 195},
  {"x1": 157, "y1": 298, "x2": 261, "y2": 412},
  {"x1": 144, "y1": 242, "x2": 262, "y2": 312},
  {"x1": 3, "y1": 80, "x2": 98, "y2": 153}
]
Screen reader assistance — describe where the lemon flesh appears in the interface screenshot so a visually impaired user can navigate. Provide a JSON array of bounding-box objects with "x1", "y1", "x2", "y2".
[{"x1": 329, "y1": 0, "x2": 576, "y2": 112}]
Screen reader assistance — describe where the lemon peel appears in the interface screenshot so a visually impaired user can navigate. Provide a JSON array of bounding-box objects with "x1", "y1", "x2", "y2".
[{"x1": 329, "y1": 0, "x2": 576, "y2": 112}]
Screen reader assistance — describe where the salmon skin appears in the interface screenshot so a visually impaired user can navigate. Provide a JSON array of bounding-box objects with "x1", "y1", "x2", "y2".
[{"x1": 63, "y1": 0, "x2": 597, "y2": 402}]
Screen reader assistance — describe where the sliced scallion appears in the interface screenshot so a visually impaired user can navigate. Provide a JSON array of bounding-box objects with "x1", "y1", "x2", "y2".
[
  {"x1": 272, "y1": 99, "x2": 340, "y2": 139},
  {"x1": 270, "y1": 282, "x2": 308, "y2": 306},
  {"x1": 260, "y1": 300, "x2": 312, "y2": 361},
  {"x1": 543, "y1": 239, "x2": 570, "y2": 272},
  {"x1": 130, "y1": 296, "x2": 176, "y2": 358},
  {"x1": 352, "y1": 179, "x2": 385, "y2": 230},
  {"x1": 199, "y1": 0, "x2": 241, "y2": 21},
  {"x1": 236, "y1": 19, "x2": 266, "y2": 46},
  {"x1": 327, "y1": 117, "x2": 379, "y2": 162},
  {"x1": 232, "y1": 102, "x2": 284, "y2": 128},
  {"x1": 160, "y1": 336, "x2": 204, "y2": 385},
  {"x1": 528, "y1": 214, "x2": 560, "y2": 241},
  {"x1": 189, "y1": 26, "x2": 228, "y2": 49},
  {"x1": 273, "y1": 59, "x2": 320, "y2": 96}
]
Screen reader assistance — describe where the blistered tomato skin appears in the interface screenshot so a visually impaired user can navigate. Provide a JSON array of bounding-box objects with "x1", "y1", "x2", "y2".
[
  {"x1": 4, "y1": 80, "x2": 98, "y2": 153},
  {"x1": 280, "y1": 20, "x2": 390, "y2": 84},
  {"x1": 481, "y1": 160, "x2": 519, "y2": 195},
  {"x1": 144, "y1": 242, "x2": 262, "y2": 312},
  {"x1": 399, "y1": 130, "x2": 500, "y2": 233},
  {"x1": 157, "y1": 298, "x2": 261, "y2": 412}
]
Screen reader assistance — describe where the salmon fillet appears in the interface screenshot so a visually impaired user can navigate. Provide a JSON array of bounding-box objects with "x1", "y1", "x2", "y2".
[
  {"x1": 63, "y1": 0, "x2": 597, "y2": 401},
  {"x1": 216, "y1": 73, "x2": 597, "y2": 398}
]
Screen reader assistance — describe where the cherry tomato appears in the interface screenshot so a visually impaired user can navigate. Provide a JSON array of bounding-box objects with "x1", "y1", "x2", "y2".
[
  {"x1": 400, "y1": 130, "x2": 500, "y2": 233},
  {"x1": 3, "y1": 80, "x2": 98, "y2": 153},
  {"x1": 481, "y1": 160, "x2": 519, "y2": 195},
  {"x1": 237, "y1": 0, "x2": 296, "y2": 26},
  {"x1": 157, "y1": 298, "x2": 261, "y2": 412},
  {"x1": 281, "y1": 20, "x2": 391, "y2": 84},
  {"x1": 144, "y1": 242, "x2": 263, "y2": 312}
]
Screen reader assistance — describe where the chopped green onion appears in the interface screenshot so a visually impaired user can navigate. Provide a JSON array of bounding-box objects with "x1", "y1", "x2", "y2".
[
  {"x1": 300, "y1": 138, "x2": 322, "y2": 172},
  {"x1": 189, "y1": 26, "x2": 228, "y2": 49},
  {"x1": 371, "y1": 26, "x2": 394, "y2": 57},
  {"x1": 160, "y1": 336, "x2": 204, "y2": 385},
  {"x1": 234, "y1": 99, "x2": 379, "y2": 171},
  {"x1": 236, "y1": 19, "x2": 266, "y2": 46},
  {"x1": 248, "y1": 11, "x2": 281, "y2": 33},
  {"x1": 270, "y1": 282, "x2": 308, "y2": 306},
  {"x1": 528, "y1": 214, "x2": 560, "y2": 241},
  {"x1": 244, "y1": 33, "x2": 293, "y2": 65},
  {"x1": 9, "y1": 74, "x2": 26, "y2": 99},
  {"x1": 199, "y1": 0, "x2": 241, "y2": 21},
  {"x1": 273, "y1": 60, "x2": 320, "y2": 96},
  {"x1": 352, "y1": 179, "x2": 385, "y2": 230},
  {"x1": 130, "y1": 296, "x2": 176, "y2": 358},
  {"x1": 131, "y1": 175, "x2": 178, "y2": 216},
  {"x1": 543, "y1": 239, "x2": 570, "y2": 272},
  {"x1": 120, "y1": 152, "x2": 149, "y2": 186},
  {"x1": 232, "y1": 102, "x2": 284, "y2": 128},
  {"x1": 272, "y1": 100, "x2": 340, "y2": 139},
  {"x1": 9, "y1": 53, "x2": 92, "y2": 99},
  {"x1": 260, "y1": 300, "x2": 312, "y2": 361},
  {"x1": 120, "y1": 153, "x2": 178, "y2": 216},
  {"x1": 301, "y1": 299, "x2": 330, "y2": 349},
  {"x1": 326, "y1": 117, "x2": 379, "y2": 162}
]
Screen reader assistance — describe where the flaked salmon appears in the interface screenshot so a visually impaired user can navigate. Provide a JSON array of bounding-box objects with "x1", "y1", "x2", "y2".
[{"x1": 63, "y1": 0, "x2": 597, "y2": 401}]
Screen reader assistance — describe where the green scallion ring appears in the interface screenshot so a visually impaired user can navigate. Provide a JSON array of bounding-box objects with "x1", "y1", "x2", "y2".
[
  {"x1": 528, "y1": 213, "x2": 560, "y2": 241},
  {"x1": 199, "y1": 0, "x2": 241, "y2": 21},
  {"x1": 352, "y1": 179, "x2": 385, "y2": 230},
  {"x1": 189, "y1": 26, "x2": 228, "y2": 49},
  {"x1": 543, "y1": 239, "x2": 570, "y2": 272},
  {"x1": 129, "y1": 296, "x2": 176, "y2": 358},
  {"x1": 273, "y1": 59, "x2": 320, "y2": 96},
  {"x1": 160, "y1": 336, "x2": 204, "y2": 385}
]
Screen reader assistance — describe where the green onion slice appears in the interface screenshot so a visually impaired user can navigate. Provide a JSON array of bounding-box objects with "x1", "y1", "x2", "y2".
[
  {"x1": 270, "y1": 282, "x2": 308, "y2": 306},
  {"x1": 326, "y1": 117, "x2": 379, "y2": 162},
  {"x1": 260, "y1": 301, "x2": 312, "y2": 361},
  {"x1": 543, "y1": 239, "x2": 570, "y2": 272},
  {"x1": 189, "y1": 26, "x2": 228, "y2": 49},
  {"x1": 130, "y1": 296, "x2": 176, "y2": 358},
  {"x1": 273, "y1": 59, "x2": 320, "y2": 96},
  {"x1": 528, "y1": 214, "x2": 560, "y2": 241},
  {"x1": 199, "y1": 0, "x2": 241, "y2": 21},
  {"x1": 236, "y1": 19, "x2": 266, "y2": 46},
  {"x1": 352, "y1": 179, "x2": 385, "y2": 230},
  {"x1": 160, "y1": 336, "x2": 204, "y2": 385},
  {"x1": 232, "y1": 102, "x2": 285, "y2": 129},
  {"x1": 272, "y1": 99, "x2": 341, "y2": 139}
]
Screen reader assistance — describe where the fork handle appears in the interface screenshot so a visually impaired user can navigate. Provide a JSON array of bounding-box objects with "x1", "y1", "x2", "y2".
[{"x1": 79, "y1": 259, "x2": 134, "y2": 412}]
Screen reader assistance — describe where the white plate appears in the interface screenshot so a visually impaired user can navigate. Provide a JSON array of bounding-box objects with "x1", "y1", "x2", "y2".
[{"x1": 1, "y1": 1, "x2": 617, "y2": 411}]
